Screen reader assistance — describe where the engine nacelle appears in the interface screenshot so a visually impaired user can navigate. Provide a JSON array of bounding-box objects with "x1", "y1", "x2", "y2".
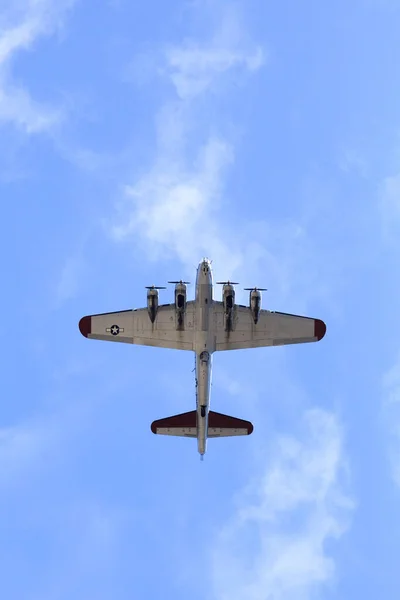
[
  {"x1": 174, "y1": 283, "x2": 187, "y2": 328},
  {"x1": 147, "y1": 289, "x2": 159, "y2": 323},
  {"x1": 174, "y1": 283, "x2": 187, "y2": 312},
  {"x1": 249, "y1": 289, "x2": 262, "y2": 324},
  {"x1": 222, "y1": 284, "x2": 235, "y2": 314},
  {"x1": 221, "y1": 284, "x2": 235, "y2": 332}
]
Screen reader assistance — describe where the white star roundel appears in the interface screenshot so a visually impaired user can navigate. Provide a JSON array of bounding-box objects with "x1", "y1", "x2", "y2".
[{"x1": 106, "y1": 325, "x2": 124, "y2": 336}]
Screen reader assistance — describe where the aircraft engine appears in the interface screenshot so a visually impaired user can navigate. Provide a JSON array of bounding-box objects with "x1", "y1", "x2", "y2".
[
  {"x1": 216, "y1": 281, "x2": 238, "y2": 314},
  {"x1": 146, "y1": 285, "x2": 166, "y2": 323},
  {"x1": 244, "y1": 287, "x2": 267, "y2": 324},
  {"x1": 174, "y1": 283, "x2": 187, "y2": 312},
  {"x1": 222, "y1": 284, "x2": 235, "y2": 313},
  {"x1": 216, "y1": 281, "x2": 238, "y2": 332},
  {"x1": 168, "y1": 280, "x2": 190, "y2": 328}
]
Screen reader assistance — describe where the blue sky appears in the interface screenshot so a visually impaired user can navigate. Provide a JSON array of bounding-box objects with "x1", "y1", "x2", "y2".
[{"x1": 1, "y1": 0, "x2": 400, "y2": 598}]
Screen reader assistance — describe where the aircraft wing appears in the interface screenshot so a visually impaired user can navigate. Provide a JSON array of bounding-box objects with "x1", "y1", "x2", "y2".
[
  {"x1": 213, "y1": 302, "x2": 326, "y2": 351},
  {"x1": 79, "y1": 302, "x2": 195, "y2": 351}
]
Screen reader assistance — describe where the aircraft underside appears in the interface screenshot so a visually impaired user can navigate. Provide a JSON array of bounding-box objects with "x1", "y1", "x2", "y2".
[{"x1": 79, "y1": 258, "x2": 326, "y2": 457}]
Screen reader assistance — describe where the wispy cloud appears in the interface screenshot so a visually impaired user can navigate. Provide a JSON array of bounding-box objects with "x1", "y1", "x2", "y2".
[
  {"x1": 113, "y1": 136, "x2": 238, "y2": 269},
  {"x1": 110, "y1": 8, "x2": 327, "y2": 309},
  {"x1": 0, "y1": 0, "x2": 75, "y2": 133},
  {"x1": 164, "y1": 37, "x2": 264, "y2": 100},
  {"x1": 163, "y1": 6, "x2": 265, "y2": 101},
  {"x1": 111, "y1": 7, "x2": 264, "y2": 279},
  {"x1": 211, "y1": 409, "x2": 353, "y2": 600}
]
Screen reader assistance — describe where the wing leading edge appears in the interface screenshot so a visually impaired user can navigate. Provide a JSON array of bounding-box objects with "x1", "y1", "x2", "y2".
[
  {"x1": 213, "y1": 303, "x2": 326, "y2": 351},
  {"x1": 79, "y1": 302, "x2": 195, "y2": 351}
]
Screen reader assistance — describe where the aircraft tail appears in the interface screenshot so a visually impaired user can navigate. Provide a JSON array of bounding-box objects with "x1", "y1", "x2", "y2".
[{"x1": 151, "y1": 410, "x2": 253, "y2": 438}]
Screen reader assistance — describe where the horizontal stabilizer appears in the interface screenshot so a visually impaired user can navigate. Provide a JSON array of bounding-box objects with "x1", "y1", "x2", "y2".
[
  {"x1": 151, "y1": 410, "x2": 253, "y2": 438},
  {"x1": 207, "y1": 410, "x2": 254, "y2": 437},
  {"x1": 151, "y1": 410, "x2": 197, "y2": 437}
]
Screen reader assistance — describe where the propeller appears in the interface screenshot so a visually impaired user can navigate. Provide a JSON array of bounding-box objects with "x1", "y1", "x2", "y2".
[
  {"x1": 145, "y1": 285, "x2": 166, "y2": 290},
  {"x1": 168, "y1": 280, "x2": 190, "y2": 285},
  {"x1": 216, "y1": 281, "x2": 239, "y2": 285},
  {"x1": 244, "y1": 287, "x2": 268, "y2": 291}
]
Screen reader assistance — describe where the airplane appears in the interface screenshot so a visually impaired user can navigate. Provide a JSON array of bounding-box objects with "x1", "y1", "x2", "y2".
[{"x1": 78, "y1": 258, "x2": 326, "y2": 458}]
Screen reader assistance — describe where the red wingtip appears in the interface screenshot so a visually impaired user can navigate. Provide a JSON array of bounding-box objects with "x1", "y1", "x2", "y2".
[
  {"x1": 79, "y1": 316, "x2": 91, "y2": 338},
  {"x1": 314, "y1": 319, "x2": 326, "y2": 341}
]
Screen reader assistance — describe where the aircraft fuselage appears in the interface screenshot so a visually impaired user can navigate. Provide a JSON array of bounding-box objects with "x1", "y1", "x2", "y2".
[{"x1": 194, "y1": 259, "x2": 214, "y2": 456}]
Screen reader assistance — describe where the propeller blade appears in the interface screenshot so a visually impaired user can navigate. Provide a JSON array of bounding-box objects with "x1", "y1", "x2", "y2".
[
  {"x1": 167, "y1": 281, "x2": 191, "y2": 284},
  {"x1": 244, "y1": 287, "x2": 268, "y2": 291},
  {"x1": 216, "y1": 281, "x2": 239, "y2": 285},
  {"x1": 145, "y1": 285, "x2": 166, "y2": 290}
]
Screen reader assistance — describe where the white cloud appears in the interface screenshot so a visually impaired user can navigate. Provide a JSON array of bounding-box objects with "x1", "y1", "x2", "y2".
[
  {"x1": 113, "y1": 135, "x2": 241, "y2": 271},
  {"x1": 111, "y1": 7, "x2": 267, "y2": 280},
  {"x1": 211, "y1": 409, "x2": 354, "y2": 600},
  {"x1": 111, "y1": 6, "x2": 328, "y2": 307},
  {"x1": 0, "y1": 0, "x2": 75, "y2": 133},
  {"x1": 165, "y1": 42, "x2": 264, "y2": 100},
  {"x1": 0, "y1": 84, "x2": 61, "y2": 132},
  {"x1": 124, "y1": 3, "x2": 264, "y2": 100}
]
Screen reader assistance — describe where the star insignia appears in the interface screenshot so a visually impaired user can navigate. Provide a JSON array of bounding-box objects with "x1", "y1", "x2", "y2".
[{"x1": 106, "y1": 324, "x2": 124, "y2": 336}]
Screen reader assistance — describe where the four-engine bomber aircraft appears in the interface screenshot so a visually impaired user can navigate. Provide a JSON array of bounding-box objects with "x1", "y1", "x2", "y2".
[{"x1": 79, "y1": 258, "x2": 326, "y2": 458}]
